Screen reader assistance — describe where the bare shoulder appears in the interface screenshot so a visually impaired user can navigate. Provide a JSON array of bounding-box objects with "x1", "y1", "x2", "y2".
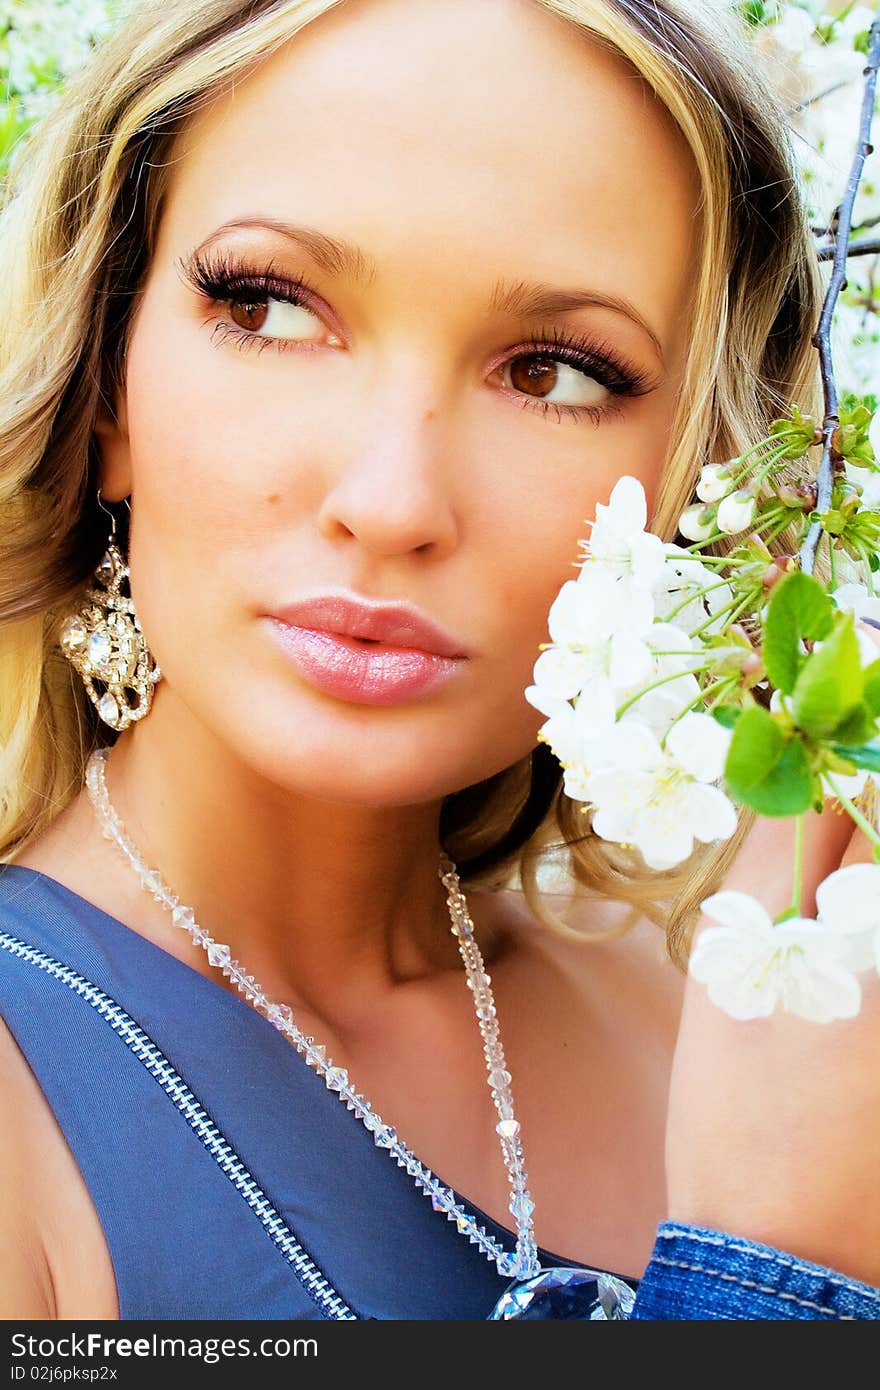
[
  {"x1": 487, "y1": 880, "x2": 687, "y2": 1044},
  {"x1": 0, "y1": 1016, "x2": 56, "y2": 1317}
]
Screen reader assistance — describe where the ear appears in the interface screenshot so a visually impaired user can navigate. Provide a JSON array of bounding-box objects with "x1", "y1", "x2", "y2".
[{"x1": 93, "y1": 386, "x2": 133, "y2": 503}]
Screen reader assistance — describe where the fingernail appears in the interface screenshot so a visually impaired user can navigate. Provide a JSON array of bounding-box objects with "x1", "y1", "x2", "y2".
[{"x1": 860, "y1": 617, "x2": 880, "y2": 631}]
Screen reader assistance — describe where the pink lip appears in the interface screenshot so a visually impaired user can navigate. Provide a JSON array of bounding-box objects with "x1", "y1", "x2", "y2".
[
  {"x1": 263, "y1": 592, "x2": 469, "y2": 706},
  {"x1": 268, "y1": 593, "x2": 468, "y2": 657}
]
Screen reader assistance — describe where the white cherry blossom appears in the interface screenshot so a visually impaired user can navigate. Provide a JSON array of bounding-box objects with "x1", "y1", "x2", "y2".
[
  {"x1": 585, "y1": 712, "x2": 737, "y2": 870},
  {"x1": 579, "y1": 476, "x2": 666, "y2": 591},
  {"x1": 531, "y1": 567, "x2": 655, "y2": 701},
  {"x1": 610, "y1": 622, "x2": 703, "y2": 741},
  {"x1": 654, "y1": 543, "x2": 733, "y2": 636},
  {"x1": 524, "y1": 678, "x2": 617, "y2": 801},
  {"x1": 688, "y1": 890, "x2": 863, "y2": 1023},
  {"x1": 814, "y1": 861, "x2": 880, "y2": 976}
]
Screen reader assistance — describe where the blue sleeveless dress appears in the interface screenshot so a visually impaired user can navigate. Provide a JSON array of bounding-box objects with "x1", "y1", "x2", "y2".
[{"x1": 0, "y1": 863, "x2": 639, "y2": 1320}]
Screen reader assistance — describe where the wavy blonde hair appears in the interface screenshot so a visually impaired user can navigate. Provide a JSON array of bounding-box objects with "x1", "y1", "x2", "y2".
[{"x1": 0, "y1": 0, "x2": 825, "y2": 966}]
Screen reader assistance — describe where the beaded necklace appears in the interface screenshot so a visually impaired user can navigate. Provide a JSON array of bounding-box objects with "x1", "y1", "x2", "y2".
[
  {"x1": 85, "y1": 745, "x2": 539, "y2": 1278},
  {"x1": 85, "y1": 744, "x2": 636, "y2": 1318}
]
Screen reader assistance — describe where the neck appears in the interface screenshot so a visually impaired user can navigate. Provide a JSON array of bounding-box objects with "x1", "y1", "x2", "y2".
[{"x1": 91, "y1": 683, "x2": 496, "y2": 1025}]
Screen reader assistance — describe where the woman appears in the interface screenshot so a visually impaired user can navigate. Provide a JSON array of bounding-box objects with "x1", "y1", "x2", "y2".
[{"x1": 0, "y1": 0, "x2": 877, "y2": 1320}]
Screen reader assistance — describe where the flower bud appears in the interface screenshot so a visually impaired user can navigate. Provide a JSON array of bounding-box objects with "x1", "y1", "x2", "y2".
[
  {"x1": 716, "y1": 489, "x2": 757, "y2": 535},
  {"x1": 761, "y1": 555, "x2": 794, "y2": 590},
  {"x1": 696, "y1": 463, "x2": 734, "y2": 503},
  {"x1": 740, "y1": 650, "x2": 763, "y2": 679},
  {"x1": 678, "y1": 503, "x2": 716, "y2": 542},
  {"x1": 775, "y1": 479, "x2": 817, "y2": 511}
]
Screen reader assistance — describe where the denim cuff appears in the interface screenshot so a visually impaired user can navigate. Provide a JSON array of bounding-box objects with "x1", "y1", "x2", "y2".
[{"x1": 630, "y1": 1221, "x2": 880, "y2": 1320}]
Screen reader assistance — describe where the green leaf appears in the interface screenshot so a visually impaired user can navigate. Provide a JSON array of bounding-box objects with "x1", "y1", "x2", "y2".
[
  {"x1": 762, "y1": 571, "x2": 833, "y2": 694},
  {"x1": 830, "y1": 704, "x2": 879, "y2": 746},
  {"x1": 828, "y1": 740, "x2": 880, "y2": 773},
  {"x1": 724, "y1": 706, "x2": 816, "y2": 816},
  {"x1": 711, "y1": 704, "x2": 742, "y2": 730},
  {"x1": 791, "y1": 616, "x2": 864, "y2": 738},
  {"x1": 864, "y1": 658, "x2": 880, "y2": 716}
]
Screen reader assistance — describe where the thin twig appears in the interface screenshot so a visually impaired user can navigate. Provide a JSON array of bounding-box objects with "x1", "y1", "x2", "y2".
[
  {"x1": 799, "y1": 10, "x2": 880, "y2": 576},
  {"x1": 787, "y1": 78, "x2": 858, "y2": 115},
  {"x1": 816, "y1": 234, "x2": 880, "y2": 260}
]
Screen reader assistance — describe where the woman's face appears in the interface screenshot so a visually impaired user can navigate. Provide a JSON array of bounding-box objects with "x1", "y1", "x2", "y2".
[{"x1": 97, "y1": 0, "x2": 701, "y2": 807}]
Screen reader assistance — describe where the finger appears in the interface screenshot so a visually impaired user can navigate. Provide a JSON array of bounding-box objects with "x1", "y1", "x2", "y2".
[
  {"x1": 698, "y1": 800, "x2": 853, "y2": 924},
  {"x1": 836, "y1": 783, "x2": 879, "y2": 869}
]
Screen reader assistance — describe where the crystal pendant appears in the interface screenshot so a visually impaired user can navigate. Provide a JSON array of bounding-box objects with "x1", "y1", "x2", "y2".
[{"x1": 487, "y1": 1265, "x2": 636, "y2": 1320}]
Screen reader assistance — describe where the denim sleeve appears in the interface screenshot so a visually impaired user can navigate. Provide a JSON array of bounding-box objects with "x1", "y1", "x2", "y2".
[{"x1": 630, "y1": 1221, "x2": 880, "y2": 1319}]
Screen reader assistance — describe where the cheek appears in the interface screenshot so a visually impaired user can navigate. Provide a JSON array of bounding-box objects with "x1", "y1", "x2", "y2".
[
  {"x1": 124, "y1": 317, "x2": 264, "y2": 534},
  {"x1": 475, "y1": 411, "x2": 671, "y2": 745},
  {"x1": 120, "y1": 304, "x2": 301, "y2": 619},
  {"x1": 482, "y1": 428, "x2": 668, "y2": 655},
  {"x1": 115, "y1": 327, "x2": 272, "y2": 731}
]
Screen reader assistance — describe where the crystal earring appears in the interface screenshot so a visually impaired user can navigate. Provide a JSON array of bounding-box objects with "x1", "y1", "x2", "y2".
[{"x1": 58, "y1": 490, "x2": 162, "y2": 732}]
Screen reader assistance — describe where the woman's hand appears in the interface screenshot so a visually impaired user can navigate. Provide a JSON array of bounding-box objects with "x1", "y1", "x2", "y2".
[{"x1": 665, "y1": 620, "x2": 880, "y2": 1286}]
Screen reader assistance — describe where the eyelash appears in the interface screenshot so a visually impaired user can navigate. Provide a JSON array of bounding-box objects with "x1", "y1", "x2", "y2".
[{"x1": 178, "y1": 247, "x2": 655, "y2": 425}]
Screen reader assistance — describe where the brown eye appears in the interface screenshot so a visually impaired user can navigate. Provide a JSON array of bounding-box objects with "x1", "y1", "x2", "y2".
[
  {"x1": 229, "y1": 301, "x2": 269, "y2": 333},
  {"x1": 501, "y1": 352, "x2": 609, "y2": 411},
  {"x1": 508, "y1": 356, "x2": 559, "y2": 399},
  {"x1": 223, "y1": 294, "x2": 330, "y2": 344}
]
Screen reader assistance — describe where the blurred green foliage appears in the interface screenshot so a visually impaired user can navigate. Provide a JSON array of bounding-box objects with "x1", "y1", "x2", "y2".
[{"x1": 0, "y1": 0, "x2": 126, "y2": 194}]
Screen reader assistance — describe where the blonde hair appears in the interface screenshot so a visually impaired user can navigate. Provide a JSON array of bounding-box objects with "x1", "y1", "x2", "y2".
[{"x1": 0, "y1": 0, "x2": 826, "y2": 966}]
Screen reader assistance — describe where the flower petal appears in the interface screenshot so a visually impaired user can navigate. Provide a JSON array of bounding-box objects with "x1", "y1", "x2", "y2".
[
  {"x1": 598, "y1": 719, "x2": 662, "y2": 771},
  {"x1": 699, "y1": 890, "x2": 775, "y2": 934},
  {"x1": 547, "y1": 580, "x2": 592, "y2": 645},
  {"x1": 632, "y1": 820, "x2": 696, "y2": 870},
  {"x1": 562, "y1": 763, "x2": 593, "y2": 802},
  {"x1": 524, "y1": 683, "x2": 569, "y2": 719},
  {"x1": 540, "y1": 711, "x2": 580, "y2": 765},
  {"x1": 778, "y1": 953, "x2": 862, "y2": 1023},
  {"x1": 531, "y1": 645, "x2": 588, "y2": 700},
  {"x1": 608, "y1": 630, "x2": 653, "y2": 689},
  {"x1": 815, "y1": 861, "x2": 880, "y2": 935},
  {"x1": 571, "y1": 678, "x2": 618, "y2": 733},
  {"x1": 688, "y1": 925, "x2": 780, "y2": 1020},
  {"x1": 685, "y1": 782, "x2": 739, "y2": 844},
  {"x1": 667, "y1": 712, "x2": 732, "y2": 782},
  {"x1": 629, "y1": 530, "x2": 667, "y2": 590},
  {"x1": 605, "y1": 475, "x2": 648, "y2": 534}
]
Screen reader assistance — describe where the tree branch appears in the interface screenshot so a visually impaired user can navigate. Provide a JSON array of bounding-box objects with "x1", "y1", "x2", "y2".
[
  {"x1": 799, "y1": 10, "x2": 880, "y2": 576},
  {"x1": 816, "y1": 234, "x2": 880, "y2": 260}
]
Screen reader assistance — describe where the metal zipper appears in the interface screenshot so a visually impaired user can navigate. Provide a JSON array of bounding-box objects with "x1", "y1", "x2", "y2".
[{"x1": 0, "y1": 928, "x2": 359, "y2": 1320}]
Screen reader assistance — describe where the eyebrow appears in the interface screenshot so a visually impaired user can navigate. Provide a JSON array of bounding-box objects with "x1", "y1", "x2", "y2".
[{"x1": 199, "y1": 217, "x2": 665, "y2": 360}]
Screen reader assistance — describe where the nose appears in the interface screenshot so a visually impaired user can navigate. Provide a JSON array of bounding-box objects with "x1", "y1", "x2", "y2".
[{"x1": 316, "y1": 386, "x2": 459, "y2": 559}]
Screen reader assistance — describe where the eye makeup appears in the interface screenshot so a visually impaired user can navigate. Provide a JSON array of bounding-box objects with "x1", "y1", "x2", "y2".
[{"x1": 177, "y1": 245, "x2": 660, "y2": 425}]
